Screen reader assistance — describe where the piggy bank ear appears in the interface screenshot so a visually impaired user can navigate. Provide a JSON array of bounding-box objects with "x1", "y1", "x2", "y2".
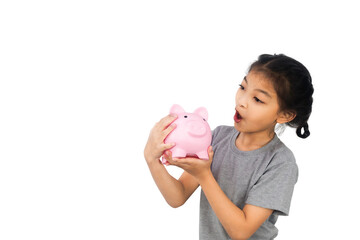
[
  {"x1": 170, "y1": 104, "x2": 185, "y2": 115},
  {"x1": 194, "y1": 107, "x2": 208, "y2": 121}
]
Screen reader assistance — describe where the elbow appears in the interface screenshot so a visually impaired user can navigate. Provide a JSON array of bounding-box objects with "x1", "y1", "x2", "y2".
[
  {"x1": 169, "y1": 203, "x2": 183, "y2": 208},
  {"x1": 227, "y1": 220, "x2": 254, "y2": 240},
  {"x1": 231, "y1": 235, "x2": 249, "y2": 240},
  {"x1": 229, "y1": 229, "x2": 252, "y2": 240},
  {"x1": 234, "y1": 237, "x2": 249, "y2": 240},
  {"x1": 167, "y1": 199, "x2": 185, "y2": 208}
]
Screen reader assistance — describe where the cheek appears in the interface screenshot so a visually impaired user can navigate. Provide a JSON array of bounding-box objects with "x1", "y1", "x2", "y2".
[{"x1": 248, "y1": 106, "x2": 275, "y2": 123}]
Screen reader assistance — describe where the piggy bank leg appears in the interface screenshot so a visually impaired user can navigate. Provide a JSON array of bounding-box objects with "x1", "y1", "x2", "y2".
[
  {"x1": 171, "y1": 148, "x2": 187, "y2": 159},
  {"x1": 196, "y1": 150, "x2": 209, "y2": 160}
]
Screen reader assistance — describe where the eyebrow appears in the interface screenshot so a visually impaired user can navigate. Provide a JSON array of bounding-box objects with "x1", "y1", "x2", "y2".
[{"x1": 243, "y1": 76, "x2": 272, "y2": 98}]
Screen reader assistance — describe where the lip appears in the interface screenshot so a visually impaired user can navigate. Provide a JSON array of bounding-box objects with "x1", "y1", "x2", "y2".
[{"x1": 234, "y1": 109, "x2": 242, "y2": 123}]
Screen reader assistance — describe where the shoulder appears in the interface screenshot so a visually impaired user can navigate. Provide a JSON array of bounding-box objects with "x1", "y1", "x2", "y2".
[
  {"x1": 272, "y1": 139, "x2": 297, "y2": 165},
  {"x1": 266, "y1": 138, "x2": 299, "y2": 181}
]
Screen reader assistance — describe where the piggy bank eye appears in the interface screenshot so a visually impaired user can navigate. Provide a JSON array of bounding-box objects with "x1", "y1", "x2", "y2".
[
  {"x1": 184, "y1": 115, "x2": 188, "y2": 118},
  {"x1": 203, "y1": 118, "x2": 206, "y2": 121}
]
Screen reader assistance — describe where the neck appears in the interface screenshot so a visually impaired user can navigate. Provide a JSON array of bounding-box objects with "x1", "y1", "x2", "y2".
[{"x1": 235, "y1": 129, "x2": 275, "y2": 152}]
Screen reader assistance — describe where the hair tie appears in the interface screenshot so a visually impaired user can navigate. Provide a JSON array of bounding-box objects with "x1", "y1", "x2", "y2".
[{"x1": 296, "y1": 122, "x2": 310, "y2": 138}]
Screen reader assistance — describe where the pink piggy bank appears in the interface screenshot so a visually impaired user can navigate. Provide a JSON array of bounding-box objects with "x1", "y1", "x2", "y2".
[{"x1": 162, "y1": 104, "x2": 212, "y2": 164}]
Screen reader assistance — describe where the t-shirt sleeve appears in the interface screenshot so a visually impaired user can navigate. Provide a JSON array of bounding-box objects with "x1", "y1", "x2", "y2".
[{"x1": 245, "y1": 151, "x2": 299, "y2": 216}]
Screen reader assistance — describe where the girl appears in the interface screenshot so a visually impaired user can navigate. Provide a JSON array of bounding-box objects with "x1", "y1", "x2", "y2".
[{"x1": 144, "y1": 54, "x2": 314, "y2": 240}]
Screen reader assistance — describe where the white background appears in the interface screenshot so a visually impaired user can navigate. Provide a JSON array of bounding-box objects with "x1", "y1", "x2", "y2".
[{"x1": 1, "y1": 0, "x2": 359, "y2": 239}]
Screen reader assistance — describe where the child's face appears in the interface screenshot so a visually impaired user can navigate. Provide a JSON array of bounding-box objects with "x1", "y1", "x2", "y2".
[{"x1": 234, "y1": 70, "x2": 282, "y2": 135}]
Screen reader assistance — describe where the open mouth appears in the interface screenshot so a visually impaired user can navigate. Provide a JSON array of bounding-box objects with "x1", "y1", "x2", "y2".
[{"x1": 234, "y1": 109, "x2": 242, "y2": 123}]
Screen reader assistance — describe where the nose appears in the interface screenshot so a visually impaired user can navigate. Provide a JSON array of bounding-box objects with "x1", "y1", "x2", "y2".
[
  {"x1": 186, "y1": 120, "x2": 207, "y2": 137},
  {"x1": 236, "y1": 92, "x2": 248, "y2": 109}
]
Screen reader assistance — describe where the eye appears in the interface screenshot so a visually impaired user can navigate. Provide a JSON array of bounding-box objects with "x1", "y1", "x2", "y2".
[
  {"x1": 254, "y1": 97, "x2": 264, "y2": 103},
  {"x1": 184, "y1": 115, "x2": 188, "y2": 118},
  {"x1": 239, "y1": 84, "x2": 245, "y2": 90},
  {"x1": 203, "y1": 118, "x2": 206, "y2": 121}
]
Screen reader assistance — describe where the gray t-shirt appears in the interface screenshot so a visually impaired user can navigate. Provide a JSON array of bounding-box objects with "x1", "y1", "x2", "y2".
[{"x1": 199, "y1": 126, "x2": 298, "y2": 240}]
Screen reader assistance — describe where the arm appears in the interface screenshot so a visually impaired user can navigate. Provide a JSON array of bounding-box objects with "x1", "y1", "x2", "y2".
[
  {"x1": 199, "y1": 173, "x2": 273, "y2": 240},
  {"x1": 146, "y1": 160, "x2": 199, "y2": 208},
  {"x1": 144, "y1": 114, "x2": 199, "y2": 208},
  {"x1": 166, "y1": 147, "x2": 273, "y2": 240}
]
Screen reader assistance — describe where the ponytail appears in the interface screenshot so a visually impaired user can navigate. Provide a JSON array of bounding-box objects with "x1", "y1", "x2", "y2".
[{"x1": 296, "y1": 122, "x2": 310, "y2": 139}]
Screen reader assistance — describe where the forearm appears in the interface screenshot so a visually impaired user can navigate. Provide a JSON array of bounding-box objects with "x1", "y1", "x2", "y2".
[
  {"x1": 146, "y1": 159, "x2": 185, "y2": 208},
  {"x1": 199, "y1": 172, "x2": 248, "y2": 240}
]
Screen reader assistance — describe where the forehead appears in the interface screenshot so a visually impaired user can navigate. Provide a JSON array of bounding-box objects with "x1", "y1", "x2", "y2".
[{"x1": 245, "y1": 71, "x2": 277, "y2": 94}]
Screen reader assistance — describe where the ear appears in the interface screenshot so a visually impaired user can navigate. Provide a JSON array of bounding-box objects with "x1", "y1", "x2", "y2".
[
  {"x1": 170, "y1": 104, "x2": 185, "y2": 115},
  {"x1": 277, "y1": 110, "x2": 296, "y2": 124},
  {"x1": 194, "y1": 107, "x2": 208, "y2": 121}
]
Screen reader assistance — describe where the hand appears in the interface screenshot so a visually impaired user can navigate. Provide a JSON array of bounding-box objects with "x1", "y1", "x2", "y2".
[
  {"x1": 144, "y1": 114, "x2": 178, "y2": 164},
  {"x1": 163, "y1": 146, "x2": 214, "y2": 182}
]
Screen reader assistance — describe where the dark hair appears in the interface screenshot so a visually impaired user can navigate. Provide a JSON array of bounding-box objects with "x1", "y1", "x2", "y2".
[{"x1": 248, "y1": 54, "x2": 314, "y2": 139}]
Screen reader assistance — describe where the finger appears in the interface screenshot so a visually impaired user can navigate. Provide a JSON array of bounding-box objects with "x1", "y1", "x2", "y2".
[
  {"x1": 160, "y1": 142, "x2": 176, "y2": 152},
  {"x1": 208, "y1": 146, "x2": 214, "y2": 159},
  {"x1": 157, "y1": 114, "x2": 175, "y2": 126},
  {"x1": 159, "y1": 114, "x2": 178, "y2": 130},
  {"x1": 160, "y1": 156, "x2": 169, "y2": 165},
  {"x1": 173, "y1": 157, "x2": 196, "y2": 165},
  {"x1": 163, "y1": 150, "x2": 177, "y2": 165},
  {"x1": 161, "y1": 155, "x2": 171, "y2": 166},
  {"x1": 166, "y1": 153, "x2": 190, "y2": 168},
  {"x1": 170, "y1": 158, "x2": 190, "y2": 169},
  {"x1": 162, "y1": 123, "x2": 177, "y2": 138}
]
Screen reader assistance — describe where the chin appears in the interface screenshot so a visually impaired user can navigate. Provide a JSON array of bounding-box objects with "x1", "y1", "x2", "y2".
[{"x1": 233, "y1": 122, "x2": 243, "y2": 132}]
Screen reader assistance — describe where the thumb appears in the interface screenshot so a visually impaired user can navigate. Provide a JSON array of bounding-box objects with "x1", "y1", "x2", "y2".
[{"x1": 207, "y1": 146, "x2": 214, "y2": 159}]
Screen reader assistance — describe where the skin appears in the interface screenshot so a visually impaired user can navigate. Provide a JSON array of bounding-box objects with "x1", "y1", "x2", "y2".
[
  {"x1": 144, "y1": 70, "x2": 296, "y2": 240},
  {"x1": 234, "y1": 70, "x2": 296, "y2": 151}
]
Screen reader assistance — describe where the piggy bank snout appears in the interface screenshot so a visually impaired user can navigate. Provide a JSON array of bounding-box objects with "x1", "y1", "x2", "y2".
[{"x1": 186, "y1": 120, "x2": 207, "y2": 137}]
